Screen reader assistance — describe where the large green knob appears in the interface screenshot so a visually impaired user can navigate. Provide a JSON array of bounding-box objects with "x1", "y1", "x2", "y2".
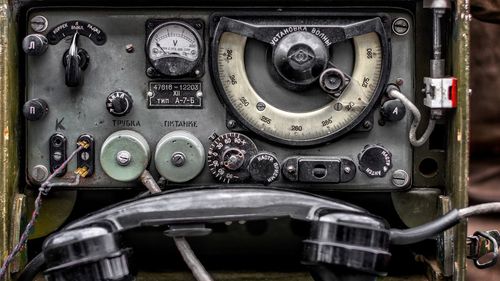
[
  {"x1": 154, "y1": 131, "x2": 205, "y2": 183},
  {"x1": 100, "y1": 130, "x2": 150, "y2": 182}
]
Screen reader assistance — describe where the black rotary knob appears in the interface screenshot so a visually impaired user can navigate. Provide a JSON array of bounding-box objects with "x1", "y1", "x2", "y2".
[
  {"x1": 23, "y1": 98, "x2": 49, "y2": 121},
  {"x1": 248, "y1": 152, "x2": 280, "y2": 185},
  {"x1": 358, "y1": 145, "x2": 392, "y2": 178},
  {"x1": 272, "y1": 31, "x2": 329, "y2": 88},
  {"x1": 381, "y1": 99, "x2": 406, "y2": 122},
  {"x1": 106, "y1": 91, "x2": 133, "y2": 116},
  {"x1": 22, "y1": 34, "x2": 48, "y2": 56}
]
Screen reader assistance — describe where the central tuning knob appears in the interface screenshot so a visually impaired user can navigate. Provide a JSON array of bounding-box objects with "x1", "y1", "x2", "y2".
[
  {"x1": 272, "y1": 31, "x2": 329, "y2": 89},
  {"x1": 106, "y1": 91, "x2": 133, "y2": 116}
]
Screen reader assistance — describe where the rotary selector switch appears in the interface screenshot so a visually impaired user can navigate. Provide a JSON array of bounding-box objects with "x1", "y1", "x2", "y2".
[
  {"x1": 106, "y1": 91, "x2": 133, "y2": 117},
  {"x1": 248, "y1": 152, "x2": 280, "y2": 185},
  {"x1": 23, "y1": 98, "x2": 49, "y2": 121},
  {"x1": 22, "y1": 34, "x2": 48, "y2": 56},
  {"x1": 207, "y1": 133, "x2": 258, "y2": 183},
  {"x1": 358, "y1": 145, "x2": 393, "y2": 178}
]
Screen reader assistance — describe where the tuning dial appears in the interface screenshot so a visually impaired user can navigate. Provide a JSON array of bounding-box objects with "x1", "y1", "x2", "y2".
[
  {"x1": 273, "y1": 31, "x2": 329, "y2": 88},
  {"x1": 23, "y1": 98, "x2": 49, "y2": 121},
  {"x1": 106, "y1": 91, "x2": 133, "y2": 116},
  {"x1": 207, "y1": 133, "x2": 258, "y2": 183},
  {"x1": 22, "y1": 34, "x2": 48, "y2": 56},
  {"x1": 358, "y1": 145, "x2": 392, "y2": 178},
  {"x1": 248, "y1": 152, "x2": 280, "y2": 185},
  {"x1": 381, "y1": 99, "x2": 406, "y2": 122}
]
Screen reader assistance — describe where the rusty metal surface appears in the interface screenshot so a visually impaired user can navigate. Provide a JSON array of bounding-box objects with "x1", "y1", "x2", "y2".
[
  {"x1": 448, "y1": 0, "x2": 470, "y2": 280},
  {"x1": 0, "y1": 0, "x2": 20, "y2": 280}
]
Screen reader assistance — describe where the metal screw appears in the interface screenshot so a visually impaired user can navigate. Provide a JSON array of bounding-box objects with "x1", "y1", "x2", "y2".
[
  {"x1": 256, "y1": 102, "x2": 266, "y2": 111},
  {"x1": 30, "y1": 15, "x2": 48, "y2": 33},
  {"x1": 53, "y1": 151, "x2": 62, "y2": 161},
  {"x1": 146, "y1": 67, "x2": 156, "y2": 76},
  {"x1": 32, "y1": 165, "x2": 49, "y2": 183},
  {"x1": 196, "y1": 91, "x2": 203, "y2": 98},
  {"x1": 396, "y1": 78, "x2": 404, "y2": 86},
  {"x1": 227, "y1": 119, "x2": 237, "y2": 129},
  {"x1": 146, "y1": 91, "x2": 153, "y2": 97},
  {"x1": 116, "y1": 150, "x2": 132, "y2": 166},
  {"x1": 392, "y1": 18, "x2": 410, "y2": 36},
  {"x1": 125, "y1": 44, "x2": 135, "y2": 53},
  {"x1": 171, "y1": 152, "x2": 186, "y2": 167},
  {"x1": 80, "y1": 151, "x2": 90, "y2": 161},
  {"x1": 363, "y1": 120, "x2": 372, "y2": 129},
  {"x1": 195, "y1": 22, "x2": 203, "y2": 30},
  {"x1": 343, "y1": 167, "x2": 351, "y2": 174},
  {"x1": 286, "y1": 165, "x2": 297, "y2": 174},
  {"x1": 391, "y1": 169, "x2": 410, "y2": 188},
  {"x1": 195, "y1": 69, "x2": 201, "y2": 76}
]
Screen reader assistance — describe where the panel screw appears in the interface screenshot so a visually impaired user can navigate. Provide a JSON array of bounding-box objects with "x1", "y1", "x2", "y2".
[
  {"x1": 195, "y1": 22, "x2": 203, "y2": 30},
  {"x1": 146, "y1": 67, "x2": 156, "y2": 76},
  {"x1": 171, "y1": 152, "x2": 186, "y2": 167},
  {"x1": 396, "y1": 78, "x2": 404, "y2": 86},
  {"x1": 146, "y1": 91, "x2": 153, "y2": 97},
  {"x1": 125, "y1": 44, "x2": 135, "y2": 53},
  {"x1": 32, "y1": 165, "x2": 49, "y2": 183},
  {"x1": 363, "y1": 120, "x2": 372, "y2": 129},
  {"x1": 116, "y1": 150, "x2": 132, "y2": 166},
  {"x1": 256, "y1": 102, "x2": 266, "y2": 111},
  {"x1": 227, "y1": 119, "x2": 237, "y2": 129},
  {"x1": 344, "y1": 167, "x2": 352, "y2": 174},
  {"x1": 30, "y1": 15, "x2": 48, "y2": 33},
  {"x1": 196, "y1": 91, "x2": 203, "y2": 98},
  {"x1": 287, "y1": 165, "x2": 297, "y2": 174},
  {"x1": 391, "y1": 169, "x2": 410, "y2": 188},
  {"x1": 392, "y1": 18, "x2": 410, "y2": 36}
]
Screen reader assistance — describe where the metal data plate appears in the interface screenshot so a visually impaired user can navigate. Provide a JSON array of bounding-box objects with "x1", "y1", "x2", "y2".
[
  {"x1": 148, "y1": 82, "x2": 203, "y2": 108},
  {"x1": 25, "y1": 8, "x2": 414, "y2": 190}
]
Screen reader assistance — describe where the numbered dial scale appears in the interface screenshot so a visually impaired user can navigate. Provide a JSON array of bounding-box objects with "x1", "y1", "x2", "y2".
[
  {"x1": 210, "y1": 14, "x2": 391, "y2": 146},
  {"x1": 146, "y1": 21, "x2": 203, "y2": 77}
]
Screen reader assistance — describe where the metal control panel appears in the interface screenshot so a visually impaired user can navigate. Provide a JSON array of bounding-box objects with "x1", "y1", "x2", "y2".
[{"x1": 24, "y1": 8, "x2": 414, "y2": 190}]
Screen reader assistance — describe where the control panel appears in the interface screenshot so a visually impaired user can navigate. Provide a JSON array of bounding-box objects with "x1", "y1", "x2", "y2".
[{"x1": 24, "y1": 8, "x2": 414, "y2": 190}]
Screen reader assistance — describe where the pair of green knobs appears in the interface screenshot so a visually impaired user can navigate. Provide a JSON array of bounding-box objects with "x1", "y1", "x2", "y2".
[{"x1": 100, "y1": 130, "x2": 205, "y2": 183}]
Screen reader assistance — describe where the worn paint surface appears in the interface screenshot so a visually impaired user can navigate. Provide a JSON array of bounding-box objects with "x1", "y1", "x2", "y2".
[
  {"x1": 449, "y1": 0, "x2": 471, "y2": 281},
  {"x1": 0, "y1": 0, "x2": 20, "y2": 279}
]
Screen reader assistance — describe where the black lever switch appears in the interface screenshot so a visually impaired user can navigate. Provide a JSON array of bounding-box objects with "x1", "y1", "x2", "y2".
[{"x1": 63, "y1": 33, "x2": 89, "y2": 87}]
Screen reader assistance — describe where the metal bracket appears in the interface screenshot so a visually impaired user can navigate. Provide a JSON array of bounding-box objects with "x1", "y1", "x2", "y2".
[{"x1": 467, "y1": 230, "x2": 500, "y2": 269}]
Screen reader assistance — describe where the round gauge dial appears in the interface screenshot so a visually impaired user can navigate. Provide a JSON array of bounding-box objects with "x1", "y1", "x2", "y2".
[
  {"x1": 215, "y1": 31, "x2": 384, "y2": 146},
  {"x1": 146, "y1": 22, "x2": 202, "y2": 76}
]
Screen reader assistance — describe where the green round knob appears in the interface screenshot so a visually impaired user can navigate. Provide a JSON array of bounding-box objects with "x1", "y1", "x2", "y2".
[
  {"x1": 154, "y1": 131, "x2": 205, "y2": 183},
  {"x1": 100, "y1": 130, "x2": 150, "y2": 182}
]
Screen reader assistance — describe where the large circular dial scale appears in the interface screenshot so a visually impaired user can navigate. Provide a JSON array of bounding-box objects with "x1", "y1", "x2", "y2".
[{"x1": 211, "y1": 15, "x2": 391, "y2": 146}]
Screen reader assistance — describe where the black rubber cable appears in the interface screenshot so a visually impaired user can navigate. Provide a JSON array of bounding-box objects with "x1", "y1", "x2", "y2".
[
  {"x1": 390, "y1": 209, "x2": 460, "y2": 245},
  {"x1": 16, "y1": 253, "x2": 45, "y2": 281}
]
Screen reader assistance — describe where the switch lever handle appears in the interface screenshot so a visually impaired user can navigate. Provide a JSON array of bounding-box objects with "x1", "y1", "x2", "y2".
[{"x1": 64, "y1": 33, "x2": 82, "y2": 87}]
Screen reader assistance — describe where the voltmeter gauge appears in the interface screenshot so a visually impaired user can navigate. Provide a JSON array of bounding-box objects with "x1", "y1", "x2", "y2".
[{"x1": 146, "y1": 21, "x2": 203, "y2": 77}]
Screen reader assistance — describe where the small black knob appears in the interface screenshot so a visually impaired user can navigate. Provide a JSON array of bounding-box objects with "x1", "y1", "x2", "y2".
[
  {"x1": 106, "y1": 91, "x2": 133, "y2": 116},
  {"x1": 22, "y1": 34, "x2": 48, "y2": 56},
  {"x1": 23, "y1": 98, "x2": 49, "y2": 121},
  {"x1": 381, "y1": 99, "x2": 406, "y2": 122},
  {"x1": 358, "y1": 145, "x2": 392, "y2": 178},
  {"x1": 248, "y1": 152, "x2": 280, "y2": 185}
]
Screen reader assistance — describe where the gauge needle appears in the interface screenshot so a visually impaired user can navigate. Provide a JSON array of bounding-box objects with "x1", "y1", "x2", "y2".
[{"x1": 156, "y1": 42, "x2": 168, "y2": 54}]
